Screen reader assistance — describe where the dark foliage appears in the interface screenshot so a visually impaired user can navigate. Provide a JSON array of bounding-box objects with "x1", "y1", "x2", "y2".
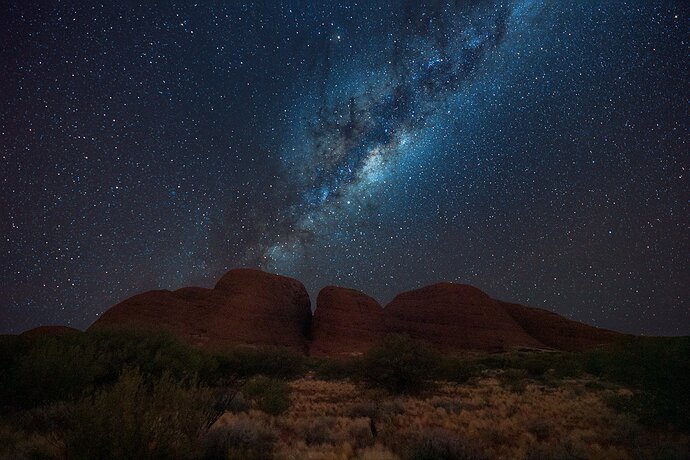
[
  {"x1": 214, "y1": 346, "x2": 306, "y2": 380},
  {"x1": 362, "y1": 334, "x2": 441, "y2": 394},
  {"x1": 398, "y1": 428, "x2": 486, "y2": 460},
  {"x1": 586, "y1": 337, "x2": 690, "y2": 428},
  {"x1": 0, "y1": 330, "x2": 218, "y2": 409},
  {"x1": 68, "y1": 368, "x2": 213, "y2": 460},
  {"x1": 309, "y1": 356, "x2": 364, "y2": 381},
  {"x1": 241, "y1": 376, "x2": 291, "y2": 415}
]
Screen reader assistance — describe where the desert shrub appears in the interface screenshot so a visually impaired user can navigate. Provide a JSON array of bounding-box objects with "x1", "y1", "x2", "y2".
[
  {"x1": 526, "y1": 440, "x2": 587, "y2": 460},
  {"x1": 215, "y1": 347, "x2": 306, "y2": 380},
  {"x1": 437, "y1": 356, "x2": 476, "y2": 383},
  {"x1": 651, "y1": 443, "x2": 687, "y2": 460},
  {"x1": 396, "y1": 428, "x2": 486, "y2": 460},
  {"x1": 204, "y1": 416, "x2": 276, "y2": 460},
  {"x1": 15, "y1": 401, "x2": 72, "y2": 435},
  {"x1": 2, "y1": 337, "x2": 102, "y2": 409},
  {"x1": 299, "y1": 416, "x2": 336, "y2": 445},
  {"x1": 475, "y1": 354, "x2": 511, "y2": 370},
  {"x1": 550, "y1": 354, "x2": 585, "y2": 379},
  {"x1": 584, "y1": 380, "x2": 606, "y2": 391},
  {"x1": 362, "y1": 335, "x2": 441, "y2": 394},
  {"x1": 358, "y1": 444, "x2": 398, "y2": 460},
  {"x1": 349, "y1": 418, "x2": 375, "y2": 448},
  {"x1": 526, "y1": 420, "x2": 551, "y2": 441},
  {"x1": 581, "y1": 349, "x2": 607, "y2": 377},
  {"x1": 1, "y1": 330, "x2": 219, "y2": 409},
  {"x1": 241, "y1": 376, "x2": 291, "y2": 415},
  {"x1": 310, "y1": 357, "x2": 363, "y2": 380},
  {"x1": 498, "y1": 369, "x2": 528, "y2": 393},
  {"x1": 0, "y1": 421, "x2": 65, "y2": 460},
  {"x1": 223, "y1": 392, "x2": 251, "y2": 414},
  {"x1": 585, "y1": 337, "x2": 690, "y2": 428},
  {"x1": 523, "y1": 356, "x2": 550, "y2": 378},
  {"x1": 67, "y1": 368, "x2": 213, "y2": 460},
  {"x1": 603, "y1": 392, "x2": 637, "y2": 413},
  {"x1": 347, "y1": 401, "x2": 380, "y2": 419},
  {"x1": 87, "y1": 330, "x2": 219, "y2": 383},
  {"x1": 0, "y1": 335, "x2": 27, "y2": 374},
  {"x1": 429, "y1": 397, "x2": 463, "y2": 414},
  {"x1": 381, "y1": 398, "x2": 406, "y2": 416}
]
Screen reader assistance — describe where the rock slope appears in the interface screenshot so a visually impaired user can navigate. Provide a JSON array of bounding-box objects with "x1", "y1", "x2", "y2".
[
  {"x1": 85, "y1": 269, "x2": 622, "y2": 354},
  {"x1": 384, "y1": 283, "x2": 545, "y2": 352},
  {"x1": 310, "y1": 286, "x2": 385, "y2": 357},
  {"x1": 89, "y1": 268, "x2": 311, "y2": 352}
]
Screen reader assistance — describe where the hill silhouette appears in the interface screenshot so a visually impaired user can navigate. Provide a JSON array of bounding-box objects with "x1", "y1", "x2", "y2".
[{"x1": 88, "y1": 269, "x2": 621, "y2": 355}]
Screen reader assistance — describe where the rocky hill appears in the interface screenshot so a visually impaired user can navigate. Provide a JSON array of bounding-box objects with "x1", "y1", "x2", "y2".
[
  {"x1": 384, "y1": 283, "x2": 545, "y2": 353},
  {"x1": 89, "y1": 268, "x2": 312, "y2": 352},
  {"x1": 310, "y1": 286, "x2": 385, "y2": 357},
  {"x1": 85, "y1": 268, "x2": 621, "y2": 355}
]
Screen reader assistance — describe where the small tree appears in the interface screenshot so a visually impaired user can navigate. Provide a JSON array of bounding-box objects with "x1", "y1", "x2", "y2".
[{"x1": 363, "y1": 334, "x2": 441, "y2": 394}]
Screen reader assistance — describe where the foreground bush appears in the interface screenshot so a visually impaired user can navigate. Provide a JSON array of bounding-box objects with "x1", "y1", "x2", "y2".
[
  {"x1": 0, "y1": 330, "x2": 218, "y2": 409},
  {"x1": 310, "y1": 356, "x2": 364, "y2": 381},
  {"x1": 68, "y1": 368, "x2": 213, "y2": 460},
  {"x1": 396, "y1": 428, "x2": 486, "y2": 460},
  {"x1": 363, "y1": 335, "x2": 441, "y2": 394},
  {"x1": 584, "y1": 337, "x2": 690, "y2": 428},
  {"x1": 215, "y1": 347, "x2": 306, "y2": 380},
  {"x1": 437, "y1": 356, "x2": 477, "y2": 383},
  {"x1": 241, "y1": 376, "x2": 291, "y2": 415},
  {"x1": 204, "y1": 415, "x2": 276, "y2": 460}
]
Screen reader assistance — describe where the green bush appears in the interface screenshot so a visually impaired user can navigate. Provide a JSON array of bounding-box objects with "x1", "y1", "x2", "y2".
[
  {"x1": 498, "y1": 369, "x2": 528, "y2": 393},
  {"x1": 68, "y1": 368, "x2": 213, "y2": 460},
  {"x1": 523, "y1": 356, "x2": 550, "y2": 378},
  {"x1": 362, "y1": 335, "x2": 441, "y2": 394},
  {"x1": 582, "y1": 337, "x2": 690, "y2": 428},
  {"x1": 241, "y1": 376, "x2": 291, "y2": 415},
  {"x1": 438, "y1": 356, "x2": 477, "y2": 383},
  {"x1": 309, "y1": 357, "x2": 363, "y2": 381},
  {"x1": 215, "y1": 347, "x2": 306, "y2": 380},
  {"x1": 204, "y1": 416, "x2": 276, "y2": 460},
  {"x1": 0, "y1": 330, "x2": 219, "y2": 409},
  {"x1": 475, "y1": 355, "x2": 511, "y2": 370}
]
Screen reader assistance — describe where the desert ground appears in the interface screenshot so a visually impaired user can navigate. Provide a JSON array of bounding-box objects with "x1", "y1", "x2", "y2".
[{"x1": 1, "y1": 332, "x2": 688, "y2": 459}]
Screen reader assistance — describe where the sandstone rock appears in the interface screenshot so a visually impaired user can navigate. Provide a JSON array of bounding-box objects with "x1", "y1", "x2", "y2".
[
  {"x1": 310, "y1": 286, "x2": 385, "y2": 357},
  {"x1": 89, "y1": 268, "x2": 311, "y2": 352},
  {"x1": 500, "y1": 301, "x2": 622, "y2": 351},
  {"x1": 383, "y1": 282, "x2": 545, "y2": 352},
  {"x1": 89, "y1": 269, "x2": 623, "y2": 355}
]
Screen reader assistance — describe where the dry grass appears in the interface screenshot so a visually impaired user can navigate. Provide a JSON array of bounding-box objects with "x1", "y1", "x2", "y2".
[{"x1": 210, "y1": 373, "x2": 688, "y2": 460}]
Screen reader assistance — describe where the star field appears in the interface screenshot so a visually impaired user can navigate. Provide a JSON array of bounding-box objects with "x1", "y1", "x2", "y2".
[{"x1": 1, "y1": 1, "x2": 688, "y2": 335}]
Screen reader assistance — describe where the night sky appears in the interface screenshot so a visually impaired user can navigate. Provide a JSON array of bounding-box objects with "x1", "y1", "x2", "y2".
[{"x1": 1, "y1": 1, "x2": 688, "y2": 336}]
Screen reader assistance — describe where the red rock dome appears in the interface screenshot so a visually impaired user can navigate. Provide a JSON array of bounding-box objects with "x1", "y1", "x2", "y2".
[
  {"x1": 310, "y1": 286, "x2": 385, "y2": 357},
  {"x1": 89, "y1": 268, "x2": 311, "y2": 352}
]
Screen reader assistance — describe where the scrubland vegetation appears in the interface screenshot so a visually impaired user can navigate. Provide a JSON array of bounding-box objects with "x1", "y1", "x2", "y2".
[{"x1": 0, "y1": 331, "x2": 688, "y2": 459}]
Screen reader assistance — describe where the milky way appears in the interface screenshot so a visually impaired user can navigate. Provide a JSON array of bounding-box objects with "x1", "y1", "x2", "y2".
[
  {"x1": 1, "y1": 1, "x2": 688, "y2": 335},
  {"x1": 260, "y1": 0, "x2": 544, "y2": 272}
]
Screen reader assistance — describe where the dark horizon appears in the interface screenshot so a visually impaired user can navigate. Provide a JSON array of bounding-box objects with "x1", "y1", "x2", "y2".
[{"x1": 2, "y1": 1, "x2": 688, "y2": 336}]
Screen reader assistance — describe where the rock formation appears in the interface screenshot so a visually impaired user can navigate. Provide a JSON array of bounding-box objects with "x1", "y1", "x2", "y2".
[
  {"x1": 310, "y1": 286, "x2": 385, "y2": 357},
  {"x1": 384, "y1": 283, "x2": 546, "y2": 352},
  {"x1": 81, "y1": 269, "x2": 622, "y2": 354},
  {"x1": 89, "y1": 268, "x2": 311, "y2": 352},
  {"x1": 500, "y1": 301, "x2": 622, "y2": 351}
]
